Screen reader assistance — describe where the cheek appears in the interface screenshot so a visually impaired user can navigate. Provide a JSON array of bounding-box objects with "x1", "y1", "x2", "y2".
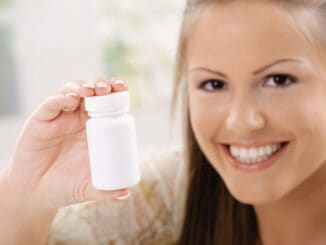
[
  {"x1": 268, "y1": 89, "x2": 326, "y2": 136},
  {"x1": 190, "y1": 98, "x2": 210, "y2": 138},
  {"x1": 290, "y1": 92, "x2": 326, "y2": 158},
  {"x1": 189, "y1": 94, "x2": 225, "y2": 149},
  {"x1": 263, "y1": 89, "x2": 326, "y2": 181}
]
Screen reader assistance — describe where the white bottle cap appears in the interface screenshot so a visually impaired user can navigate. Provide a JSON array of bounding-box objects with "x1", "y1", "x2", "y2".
[{"x1": 85, "y1": 91, "x2": 130, "y2": 116}]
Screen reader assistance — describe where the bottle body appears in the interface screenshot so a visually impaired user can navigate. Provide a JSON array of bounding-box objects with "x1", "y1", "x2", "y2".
[{"x1": 86, "y1": 114, "x2": 140, "y2": 190}]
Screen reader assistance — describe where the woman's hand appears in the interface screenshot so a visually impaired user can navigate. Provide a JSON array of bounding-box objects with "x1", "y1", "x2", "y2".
[{"x1": 1, "y1": 77, "x2": 130, "y2": 211}]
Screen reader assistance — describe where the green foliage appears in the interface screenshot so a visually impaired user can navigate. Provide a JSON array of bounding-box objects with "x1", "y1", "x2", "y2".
[
  {"x1": 98, "y1": 0, "x2": 184, "y2": 109},
  {"x1": 0, "y1": 0, "x2": 9, "y2": 10},
  {"x1": 103, "y1": 39, "x2": 136, "y2": 78},
  {"x1": 102, "y1": 39, "x2": 144, "y2": 108}
]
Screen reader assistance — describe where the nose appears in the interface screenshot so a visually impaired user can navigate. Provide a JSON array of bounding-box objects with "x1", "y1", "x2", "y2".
[{"x1": 225, "y1": 95, "x2": 266, "y2": 136}]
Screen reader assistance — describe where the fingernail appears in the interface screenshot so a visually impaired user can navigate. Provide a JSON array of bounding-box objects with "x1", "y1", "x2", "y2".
[
  {"x1": 96, "y1": 81, "x2": 108, "y2": 88},
  {"x1": 113, "y1": 79, "x2": 125, "y2": 85},
  {"x1": 62, "y1": 108, "x2": 75, "y2": 112},
  {"x1": 82, "y1": 80, "x2": 96, "y2": 88},
  {"x1": 69, "y1": 84, "x2": 80, "y2": 91},
  {"x1": 114, "y1": 192, "x2": 131, "y2": 200},
  {"x1": 65, "y1": 92, "x2": 78, "y2": 97}
]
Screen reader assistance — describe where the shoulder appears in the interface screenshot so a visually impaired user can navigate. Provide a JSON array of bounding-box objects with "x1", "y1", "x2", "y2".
[
  {"x1": 128, "y1": 148, "x2": 187, "y2": 243},
  {"x1": 48, "y1": 149, "x2": 187, "y2": 245},
  {"x1": 139, "y1": 148, "x2": 185, "y2": 198},
  {"x1": 47, "y1": 202, "x2": 98, "y2": 245}
]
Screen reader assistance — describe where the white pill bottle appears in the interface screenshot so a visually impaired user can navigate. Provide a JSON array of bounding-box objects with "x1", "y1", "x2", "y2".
[{"x1": 85, "y1": 91, "x2": 140, "y2": 190}]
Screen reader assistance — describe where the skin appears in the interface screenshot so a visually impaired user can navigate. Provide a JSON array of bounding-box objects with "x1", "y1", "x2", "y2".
[
  {"x1": 2, "y1": 1, "x2": 326, "y2": 244},
  {"x1": 0, "y1": 77, "x2": 130, "y2": 244},
  {"x1": 187, "y1": 1, "x2": 326, "y2": 245}
]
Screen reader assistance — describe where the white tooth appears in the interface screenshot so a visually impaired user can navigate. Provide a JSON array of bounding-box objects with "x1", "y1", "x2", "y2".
[
  {"x1": 239, "y1": 148, "x2": 248, "y2": 159},
  {"x1": 229, "y1": 143, "x2": 283, "y2": 164},
  {"x1": 235, "y1": 147, "x2": 240, "y2": 157},
  {"x1": 248, "y1": 148, "x2": 256, "y2": 158},
  {"x1": 258, "y1": 147, "x2": 265, "y2": 157},
  {"x1": 230, "y1": 146, "x2": 238, "y2": 156},
  {"x1": 263, "y1": 146, "x2": 270, "y2": 155},
  {"x1": 266, "y1": 145, "x2": 273, "y2": 155},
  {"x1": 234, "y1": 146, "x2": 240, "y2": 156}
]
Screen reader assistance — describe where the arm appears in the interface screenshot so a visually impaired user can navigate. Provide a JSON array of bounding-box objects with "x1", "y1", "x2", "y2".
[
  {"x1": 0, "y1": 78, "x2": 129, "y2": 245},
  {"x1": 0, "y1": 171, "x2": 57, "y2": 245}
]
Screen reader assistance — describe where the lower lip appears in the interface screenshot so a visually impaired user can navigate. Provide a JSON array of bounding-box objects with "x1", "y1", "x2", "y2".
[{"x1": 221, "y1": 143, "x2": 289, "y2": 171}]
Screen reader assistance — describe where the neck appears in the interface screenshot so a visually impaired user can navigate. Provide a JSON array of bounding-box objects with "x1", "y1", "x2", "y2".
[{"x1": 254, "y1": 163, "x2": 326, "y2": 245}]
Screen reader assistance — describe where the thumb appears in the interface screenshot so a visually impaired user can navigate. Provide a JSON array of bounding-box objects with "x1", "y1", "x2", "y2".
[
  {"x1": 75, "y1": 180, "x2": 130, "y2": 203},
  {"x1": 32, "y1": 93, "x2": 80, "y2": 121}
]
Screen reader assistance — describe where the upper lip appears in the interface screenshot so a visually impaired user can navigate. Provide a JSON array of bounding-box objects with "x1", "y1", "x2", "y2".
[{"x1": 222, "y1": 141, "x2": 288, "y2": 148}]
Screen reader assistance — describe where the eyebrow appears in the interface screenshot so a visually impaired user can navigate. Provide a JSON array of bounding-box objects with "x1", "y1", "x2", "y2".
[{"x1": 188, "y1": 58, "x2": 306, "y2": 78}]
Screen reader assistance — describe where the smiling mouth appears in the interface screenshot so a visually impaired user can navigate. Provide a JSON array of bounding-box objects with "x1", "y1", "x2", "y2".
[
  {"x1": 223, "y1": 142, "x2": 289, "y2": 149},
  {"x1": 222, "y1": 142, "x2": 290, "y2": 165}
]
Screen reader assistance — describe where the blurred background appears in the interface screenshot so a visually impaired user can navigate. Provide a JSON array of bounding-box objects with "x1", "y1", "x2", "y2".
[{"x1": 0, "y1": 0, "x2": 185, "y2": 169}]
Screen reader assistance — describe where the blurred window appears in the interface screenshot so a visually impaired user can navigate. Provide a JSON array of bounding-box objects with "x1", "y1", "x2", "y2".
[{"x1": 0, "y1": 0, "x2": 19, "y2": 116}]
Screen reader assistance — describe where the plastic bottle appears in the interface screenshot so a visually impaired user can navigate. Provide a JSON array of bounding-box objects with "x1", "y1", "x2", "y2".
[{"x1": 84, "y1": 91, "x2": 140, "y2": 190}]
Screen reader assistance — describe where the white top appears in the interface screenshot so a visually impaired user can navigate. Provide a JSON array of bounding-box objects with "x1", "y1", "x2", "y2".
[{"x1": 47, "y1": 149, "x2": 187, "y2": 245}]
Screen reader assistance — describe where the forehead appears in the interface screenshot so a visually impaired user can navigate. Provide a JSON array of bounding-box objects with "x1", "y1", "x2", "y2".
[{"x1": 186, "y1": 1, "x2": 315, "y2": 68}]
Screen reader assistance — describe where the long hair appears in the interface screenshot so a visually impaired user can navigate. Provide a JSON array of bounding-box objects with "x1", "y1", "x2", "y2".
[{"x1": 170, "y1": 0, "x2": 326, "y2": 244}]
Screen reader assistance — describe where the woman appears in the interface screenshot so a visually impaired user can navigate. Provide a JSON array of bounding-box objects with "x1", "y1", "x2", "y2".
[{"x1": 1, "y1": 0, "x2": 326, "y2": 244}]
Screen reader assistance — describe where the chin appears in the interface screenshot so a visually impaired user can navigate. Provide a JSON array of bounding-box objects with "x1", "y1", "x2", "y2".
[
  {"x1": 233, "y1": 194, "x2": 278, "y2": 206},
  {"x1": 225, "y1": 182, "x2": 285, "y2": 206}
]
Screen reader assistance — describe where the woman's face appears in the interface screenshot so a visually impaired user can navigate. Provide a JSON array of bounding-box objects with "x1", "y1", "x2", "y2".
[{"x1": 187, "y1": 1, "x2": 326, "y2": 205}]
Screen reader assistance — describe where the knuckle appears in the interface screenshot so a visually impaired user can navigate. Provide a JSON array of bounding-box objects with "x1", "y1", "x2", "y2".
[
  {"x1": 62, "y1": 81, "x2": 83, "y2": 92},
  {"x1": 73, "y1": 173, "x2": 91, "y2": 202},
  {"x1": 73, "y1": 182, "x2": 85, "y2": 202},
  {"x1": 44, "y1": 95, "x2": 60, "y2": 106}
]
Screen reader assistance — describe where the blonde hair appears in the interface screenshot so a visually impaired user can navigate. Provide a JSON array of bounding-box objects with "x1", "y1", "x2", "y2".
[{"x1": 171, "y1": 1, "x2": 326, "y2": 244}]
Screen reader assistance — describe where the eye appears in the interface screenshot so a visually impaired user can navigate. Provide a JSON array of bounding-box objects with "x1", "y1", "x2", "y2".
[
  {"x1": 198, "y1": 79, "x2": 227, "y2": 92},
  {"x1": 264, "y1": 74, "x2": 298, "y2": 88}
]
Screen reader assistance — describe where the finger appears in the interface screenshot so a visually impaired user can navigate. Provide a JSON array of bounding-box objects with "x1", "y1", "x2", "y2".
[
  {"x1": 62, "y1": 94, "x2": 81, "y2": 112},
  {"x1": 32, "y1": 93, "x2": 80, "y2": 121},
  {"x1": 61, "y1": 79, "x2": 99, "y2": 111},
  {"x1": 77, "y1": 97, "x2": 87, "y2": 112},
  {"x1": 82, "y1": 181, "x2": 130, "y2": 201},
  {"x1": 110, "y1": 77, "x2": 129, "y2": 92},
  {"x1": 114, "y1": 191, "x2": 131, "y2": 200},
  {"x1": 77, "y1": 78, "x2": 109, "y2": 111},
  {"x1": 80, "y1": 80, "x2": 96, "y2": 97},
  {"x1": 94, "y1": 78, "x2": 112, "y2": 96},
  {"x1": 61, "y1": 80, "x2": 84, "y2": 94},
  {"x1": 61, "y1": 80, "x2": 95, "y2": 98}
]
